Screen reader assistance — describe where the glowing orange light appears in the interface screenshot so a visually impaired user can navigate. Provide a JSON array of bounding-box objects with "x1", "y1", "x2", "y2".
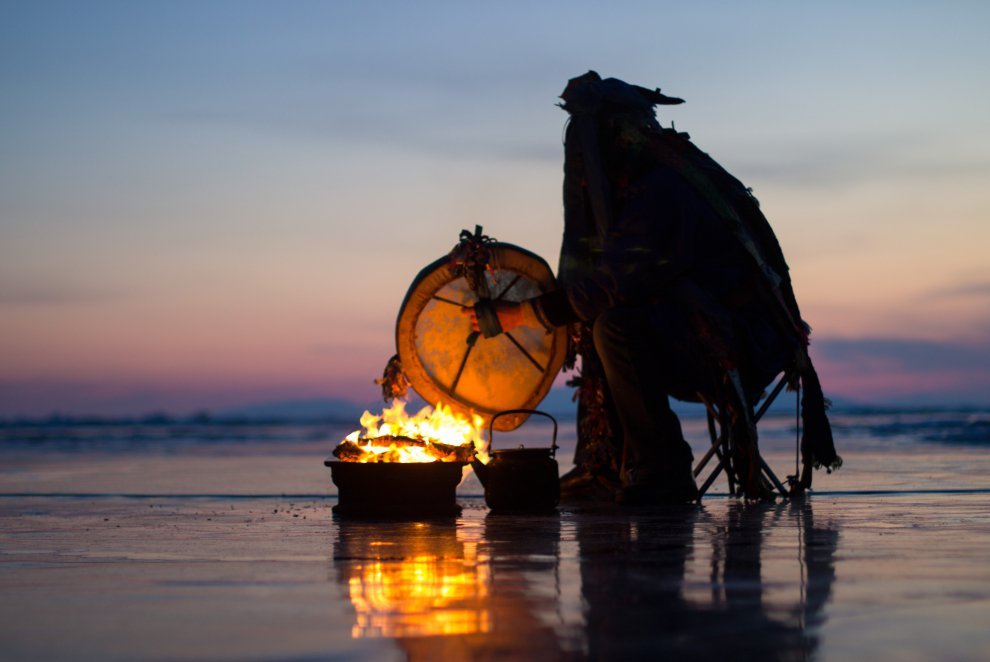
[
  {"x1": 336, "y1": 399, "x2": 487, "y2": 464},
  {"x1": 347, "y1": 549, "x2": 492, "y2": 637}
]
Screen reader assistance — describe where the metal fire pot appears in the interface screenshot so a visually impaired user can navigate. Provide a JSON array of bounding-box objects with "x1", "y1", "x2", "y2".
[
  {"x1": 325, "y1": 460, "x2": 466, "y2": 519},
  {"x1": 471, "y1": 409, "x2": 559, "y2": 513}
]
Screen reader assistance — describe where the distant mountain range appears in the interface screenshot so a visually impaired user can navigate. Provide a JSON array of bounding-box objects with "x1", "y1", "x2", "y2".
[
  {"x1": 3, "y1": 387, "x2": 980, "y2": 427},
  {"x1": 216, "y1": 397, "x2": 372, "y2": 423},
  {"x1": 212, "y1": 386, "x2": 866, "y2": 424}
]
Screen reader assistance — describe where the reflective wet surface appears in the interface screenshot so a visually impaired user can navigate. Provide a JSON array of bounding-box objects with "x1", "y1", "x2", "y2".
[
  {"x1": 332, "y1": 500, "x2": 842, "y2": 660},
  {"x1": 3, "y1": 493, "x2": 990, "y2": 660}
]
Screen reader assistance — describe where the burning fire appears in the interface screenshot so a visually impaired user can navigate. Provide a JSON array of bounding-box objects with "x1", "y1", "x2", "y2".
[{"x1": 334, "y1": 399, "x2": 486, "y2": 463}]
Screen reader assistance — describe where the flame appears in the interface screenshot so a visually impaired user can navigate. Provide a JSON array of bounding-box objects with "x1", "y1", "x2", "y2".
[{"x1": 337, "y1": 399, "x2": 487, "y2": 463}]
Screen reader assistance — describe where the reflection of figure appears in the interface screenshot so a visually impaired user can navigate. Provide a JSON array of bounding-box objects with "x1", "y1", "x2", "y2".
[
  {"x1": 576, "y1": 502, "x2": 839, "y2": 659},
  {"x1": 577, "y1": 505, "x2": 698, "y2": 658},
  {"x1": 332, "y1": 505, "x2": 839, "y2": 657},
  {"x1": 792, "y1": 503, "x2": 840, "y2": 642}
]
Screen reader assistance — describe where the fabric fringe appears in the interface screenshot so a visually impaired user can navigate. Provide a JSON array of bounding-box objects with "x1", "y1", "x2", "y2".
[{"x1": 800, "y1": 356, "x2": 841, "y2": 473}]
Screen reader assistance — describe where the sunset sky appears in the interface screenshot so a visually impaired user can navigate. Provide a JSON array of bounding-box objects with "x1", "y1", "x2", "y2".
[{"x1": 2, "y1": 1, "x2": 989, "y2": 416}]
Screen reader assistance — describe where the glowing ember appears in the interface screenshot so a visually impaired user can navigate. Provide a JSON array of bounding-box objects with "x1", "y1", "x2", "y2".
[{"x1": 334, "y1": 399, "x2": 486, "y2": 463}]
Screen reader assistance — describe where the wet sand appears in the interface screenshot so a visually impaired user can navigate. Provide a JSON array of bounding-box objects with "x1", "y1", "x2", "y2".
[{"x1": 2, "y1": 429, "x2": 990, "y2": 660}]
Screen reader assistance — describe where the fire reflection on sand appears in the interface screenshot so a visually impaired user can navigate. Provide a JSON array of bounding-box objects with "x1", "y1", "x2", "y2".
[
  {"x1": 337, "y1": 522, "x2": 491, "y2": 638},
  {"x1": 333, "y1": 515, "x2": 573, "y2": 655}
]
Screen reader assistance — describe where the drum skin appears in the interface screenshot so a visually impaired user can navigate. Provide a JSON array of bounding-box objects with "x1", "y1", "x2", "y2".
[{"x1": 395, "y1": 243, "x2": 567, "y2": 431}]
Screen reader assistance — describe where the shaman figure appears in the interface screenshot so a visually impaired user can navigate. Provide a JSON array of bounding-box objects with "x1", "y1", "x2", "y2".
[{"x1": 468, "y1": 71, "x2": 838, "y2": 503}]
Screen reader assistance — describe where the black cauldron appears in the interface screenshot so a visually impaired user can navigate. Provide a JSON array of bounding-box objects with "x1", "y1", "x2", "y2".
[{"x1": 325, "y1": 460, "x2": 467, "y2": 518}]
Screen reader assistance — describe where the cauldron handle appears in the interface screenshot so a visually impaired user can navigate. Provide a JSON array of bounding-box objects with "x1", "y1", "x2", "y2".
[{"x1": 488, "y1": 409, "x2": 558, "y2": 458}]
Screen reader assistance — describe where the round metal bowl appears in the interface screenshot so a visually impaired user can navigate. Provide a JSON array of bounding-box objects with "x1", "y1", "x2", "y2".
[{"x1": 325, "y1": 460, "x2": 467, "y2": 518}]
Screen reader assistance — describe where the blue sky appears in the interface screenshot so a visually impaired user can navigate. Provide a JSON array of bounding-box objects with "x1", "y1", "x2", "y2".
[{"x1": 2, "y1": 1, "x2": 989, "y2": 415}]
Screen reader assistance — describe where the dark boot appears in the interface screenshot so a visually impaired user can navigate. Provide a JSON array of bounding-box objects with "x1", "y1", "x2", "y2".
[{"x1": 616, "y1": 456, "x2": 699, "y2": 506}]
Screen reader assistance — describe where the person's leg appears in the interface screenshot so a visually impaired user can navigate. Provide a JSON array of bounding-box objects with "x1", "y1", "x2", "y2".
[{"x1": 592, "y1": 305, "x2": 698, "y2": 502}]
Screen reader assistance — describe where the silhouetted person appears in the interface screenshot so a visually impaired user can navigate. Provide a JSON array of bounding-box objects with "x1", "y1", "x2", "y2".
[{"x1": 468, "y1": 71, "x2": 837, "y2": 503}]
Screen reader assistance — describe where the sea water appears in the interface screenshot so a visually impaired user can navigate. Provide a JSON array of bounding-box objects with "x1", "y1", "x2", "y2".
[{"x1": 2, "y1": 406, "x2": 988, "y2": 496}]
